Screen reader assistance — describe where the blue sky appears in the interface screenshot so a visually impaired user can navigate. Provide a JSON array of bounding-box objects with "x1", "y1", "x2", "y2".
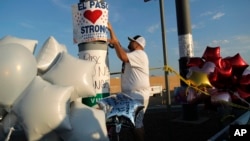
[{"x1": 1, "y1": 0, "x2": 250, "y2": 76}]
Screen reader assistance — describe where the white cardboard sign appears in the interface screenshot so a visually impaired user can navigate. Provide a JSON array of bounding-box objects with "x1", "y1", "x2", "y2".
[{"x1": 72, "y1": 1, "x2": 108, "y2": 43}]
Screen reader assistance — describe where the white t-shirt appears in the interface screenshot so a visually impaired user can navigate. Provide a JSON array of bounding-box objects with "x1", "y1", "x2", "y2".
[{"x1": 121, "y1": 50, "x2": 150, "y2": 101}]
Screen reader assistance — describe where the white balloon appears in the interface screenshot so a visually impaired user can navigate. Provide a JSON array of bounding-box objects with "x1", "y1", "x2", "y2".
[
  {"x1": 0, "y1": 35, "x2": 37, "y2": 53},
  {"x1": 60, "y1": 98, "x2": 108, "y2": 141},
  {"x1": 202, "y1": 61, "x2": 216, "y2": 74},
  {"x1": 13, "y1": 76, "x2": 73, "y2": 141},
  {"x1": 186, "y1": 61, "x2": 216, "y2": 79},
  {"x1": 42, "y1": 52, "x2": 96, "y2": 101},
  {"x1": 243, "y1": 68, "x2": 250, "y2": 75},
  {"x1": 36, "y1": 36, "x2": 68, "y2": 74},
  {"x1": 211, "y1": 91, "x2": 231, "y2": 104},
  {"x1": 186, "y1": 66, "x2": 200, "y2": 78},
  {"x1": 0, "y1": 44, "x2": 37, "y2": 109}
]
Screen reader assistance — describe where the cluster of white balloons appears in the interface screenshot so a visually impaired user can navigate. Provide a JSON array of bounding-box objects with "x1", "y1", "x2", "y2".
[{"x1": 0, "y1": 36, "x2": 108, "y2": 141}]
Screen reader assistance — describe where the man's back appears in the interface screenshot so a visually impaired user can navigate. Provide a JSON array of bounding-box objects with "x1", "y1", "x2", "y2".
[{"x1": 121, "y1": 50, "x2": 150, "y2": 101}]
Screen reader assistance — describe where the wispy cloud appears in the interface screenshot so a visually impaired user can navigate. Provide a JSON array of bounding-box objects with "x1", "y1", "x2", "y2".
[
  {"x1": 200, "y1": 11, "x2": 225, "y2": 20},
  {"x1": 196, "y1": 35, "x2": 250, "y2": 60},
  {"x1": 190, "y1": 0, "x2": 200, "y2": 2},
  {"x1": 212, "y1": 12, "x2": 225, "y2": 20},
  {"x1": 19, "y1": 22, "x2": 35, "y2": 29},
  {"x1": 147, "y1": 23, "x2": 160, "y2": 33},
  {"x1": 209, "y1": 39, "x2": 229, "y2": 45},
  {"x1": 52, "y1": 0, "x2": 70, "y2": 10},
  {"x1": 167, "y1": 27, "x2": 177, "y2": 33},
  {"x1": 200, "y1": 11, "x2": 214, "y2": 17},
  {"x1": 233, "y1": 35, "x2": 250, "y2": 44},
  {"x1": 192, "y1": 22, "x2": 205, "y2": 29},
  {"x1": 191, "y1": 24, "x2": 199, "y2": 29},
  {"x1": 148, "y1": 25, "x2": 177, "y2": 33}
]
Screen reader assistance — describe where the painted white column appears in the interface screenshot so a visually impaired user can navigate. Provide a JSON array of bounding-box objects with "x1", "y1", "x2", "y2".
[
  {"x1": 72, "y1": 0, "x2": 110, "y2": 106},
  {"x1": 178, "y1": 33, "x2": 194, "y2": 58},
  {"x1": 78, "y1": 43, "x2": 110, "y2": 106}
]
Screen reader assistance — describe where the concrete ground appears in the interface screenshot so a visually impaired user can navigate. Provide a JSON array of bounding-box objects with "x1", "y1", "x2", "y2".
[{"x1": 144, "y1": 95, "x2": 246, "y2": 141}]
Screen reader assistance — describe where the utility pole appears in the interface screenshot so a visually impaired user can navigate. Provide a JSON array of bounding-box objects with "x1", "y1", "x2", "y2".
[
  {"x1": 175, "y1": 0, "x2": 197, "y2": 121},
  {"x1": 144, "y1": 0, "x2": 172, "y2": 140},
  {"x1": 159, "y1": 0, "x2": 171, "y2": 107}
]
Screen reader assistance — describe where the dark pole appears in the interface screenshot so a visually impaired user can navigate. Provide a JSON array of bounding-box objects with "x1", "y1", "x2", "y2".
[
  {"x1": 159, "y1": 0, "x2": 171, "y2": 107},
  {"x1": 175, "y1": 0, "x2": 193, "y2": 86},
  {"x1": 145, "y1": 0, "x2": 172, "y2": 140},
  {"x1": 143, "y1": 0, "x2": 170, "y2": 107},
  {"x1": 159, "y1": 1, "x2": 172, "y2": 140},
  {"x1": 175, "y1": 0, "x2": 197, "y2": 121}
]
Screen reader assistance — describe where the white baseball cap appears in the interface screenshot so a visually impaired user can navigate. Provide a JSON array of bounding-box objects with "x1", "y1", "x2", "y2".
[{"x1": 128, "y1": 35, "x2": 146, "y2": 48}]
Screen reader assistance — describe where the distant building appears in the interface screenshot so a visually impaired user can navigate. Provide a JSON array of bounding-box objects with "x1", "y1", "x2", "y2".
[{"x1": 110, "y1": 75, "x2": 180, "y2": 94}]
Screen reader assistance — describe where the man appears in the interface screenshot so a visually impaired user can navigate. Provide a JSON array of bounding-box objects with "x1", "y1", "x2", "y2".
[{"x1": 107, "y1": 22, "x2": 150, "y2": 141}]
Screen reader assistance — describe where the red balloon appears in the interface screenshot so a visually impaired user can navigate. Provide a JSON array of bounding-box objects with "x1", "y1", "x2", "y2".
[
  {"x1": 239, "y1": 74, "x2": 250, "y2": 85},
  {"x1": 224, "y1": 53, "x2": 249, "y2": 76},
  {"x1": 216, "y1": 59, "x2": 233, "y2": 78},
  {"x1": 208, "y1": 69, "x2": 225, "y2": 88},
  {"x1": 207, "y1": 56, "x2": 236, "y2": 89},
  {"x1": 210, "y1": 57, "x2": 232, "y2": 72},
  {"x1": 237, "y1": 88, "x2": 250, "y2": 100},
  {"x1": 225, "y1": 53, "x2": 248, "y2": 66},
  {"x1": 237, "y1": 74, "x2": 250, "y2": 100},
  {"x1": 187, "y1": 57, "x2": 205, "y2": 68},
  {"x1": 208, "y1": 68, "x2": 234, "y2": 89},
  {"x1": 202, "y1": 46, "x2": 221, "y2": 61}
]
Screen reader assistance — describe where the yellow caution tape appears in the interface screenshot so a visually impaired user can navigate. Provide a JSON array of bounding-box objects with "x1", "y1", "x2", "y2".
[{"x1": 163, "y1": 65, "x2": 210, "y2": 96}]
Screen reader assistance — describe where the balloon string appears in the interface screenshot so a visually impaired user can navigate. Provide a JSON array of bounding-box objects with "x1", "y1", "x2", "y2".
[
  {"x1": 220, "y1": 114, "x2": 235, "y2": 123},
  {"x1": 218, "y1": 100, "x2": 250, "y2": 110}
]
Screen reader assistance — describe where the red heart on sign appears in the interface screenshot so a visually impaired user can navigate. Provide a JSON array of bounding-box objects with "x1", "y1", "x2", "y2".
[{"x1": 84, "y1": 10, "x2": 102, "y2": 24}]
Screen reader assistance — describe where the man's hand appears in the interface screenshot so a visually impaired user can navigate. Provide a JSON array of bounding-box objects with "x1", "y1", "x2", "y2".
[
  {"x1": 107, "y1": 22, "x2": 112, "y2": 31},
  {"x1": 106, "y1": 21, "x2": 129, "y2": 62},
  {"x1": 107, "y1": 22, "x2": 119, "y2": 45}
]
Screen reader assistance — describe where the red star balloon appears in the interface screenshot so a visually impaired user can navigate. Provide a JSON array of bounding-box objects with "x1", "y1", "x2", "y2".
[{"x1": 202, "y1": 46, "x2": 221, "y2": 61}]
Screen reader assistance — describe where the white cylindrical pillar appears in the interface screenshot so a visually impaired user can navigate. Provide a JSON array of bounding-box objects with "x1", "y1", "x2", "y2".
[
  {"x1": 72, "y1": 0, "x2": 110, "y2": 106},
  {"x1": 78, "y1": 42, "x2": 110, "y2": 106}
]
